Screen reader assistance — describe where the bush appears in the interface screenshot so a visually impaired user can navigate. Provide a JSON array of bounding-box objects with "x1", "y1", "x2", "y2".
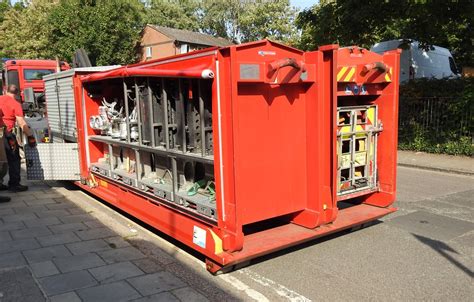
[{"x1": 398, "y1": 78, "x2": 473, "y2": 156}]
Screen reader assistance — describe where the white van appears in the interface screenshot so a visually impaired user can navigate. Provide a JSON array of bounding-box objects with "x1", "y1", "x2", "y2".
[{"x1": 371, "y1": 39, "x2": 460, "y2": 83}]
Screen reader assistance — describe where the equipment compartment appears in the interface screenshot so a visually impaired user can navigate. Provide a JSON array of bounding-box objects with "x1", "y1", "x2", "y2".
[
  {"x1": 337, "y1": 105, "x2": 380, "y2": 196},
  {"x1": 86, "y1": 76, "x2": 216, "y2": 221}
]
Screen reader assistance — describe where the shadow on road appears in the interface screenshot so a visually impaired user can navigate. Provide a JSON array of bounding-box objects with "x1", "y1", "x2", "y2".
[{"x1": 412, "y1": 233, "x2": 473, "y2": 278}]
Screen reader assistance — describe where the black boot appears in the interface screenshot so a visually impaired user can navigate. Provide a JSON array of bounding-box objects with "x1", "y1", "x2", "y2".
[{"x1": 8, "y1": 184, "x2": 28, "y2": 192}]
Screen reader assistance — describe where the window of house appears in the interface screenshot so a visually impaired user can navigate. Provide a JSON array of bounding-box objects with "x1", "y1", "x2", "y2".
[
  {"x1": 145, "y1": 46, "x2": 152, "y2": 58},
  {"x1": 180, "y1": 44, "x2": 189, "y2": 54}
]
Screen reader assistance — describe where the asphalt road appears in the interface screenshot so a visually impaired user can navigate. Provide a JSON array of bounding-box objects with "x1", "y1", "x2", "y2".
[{"x1": 221, "y1": 166, "x2": 474, "y2": 301}]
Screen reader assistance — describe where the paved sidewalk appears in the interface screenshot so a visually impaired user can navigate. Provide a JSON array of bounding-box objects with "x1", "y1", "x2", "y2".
[
  {"x1": 398, "y1": 150, "x2": 474, "y2": 175},
  {"x1": 0, "y1": 178, "x2": 239, "y2": 301}
]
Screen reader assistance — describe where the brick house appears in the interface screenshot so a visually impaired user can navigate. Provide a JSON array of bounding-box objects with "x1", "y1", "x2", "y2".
[{"x1": 139, "y1": 25, "x2": 232, "y2": 61}]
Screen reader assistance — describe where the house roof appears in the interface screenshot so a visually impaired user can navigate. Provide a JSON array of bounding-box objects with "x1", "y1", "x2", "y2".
[{"x1": 148, "y1": 25, "x2": 233, "y2": 47}]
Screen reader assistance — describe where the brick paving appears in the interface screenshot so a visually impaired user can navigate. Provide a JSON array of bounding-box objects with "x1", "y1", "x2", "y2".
[{"x1": 0, "y1": 178, "x2": 221, "y2": 301}]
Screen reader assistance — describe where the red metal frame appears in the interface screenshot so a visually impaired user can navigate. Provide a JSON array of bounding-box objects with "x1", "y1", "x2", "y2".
[{"x1": 68, "y1": 40, "x2": 399, "y2": 273}]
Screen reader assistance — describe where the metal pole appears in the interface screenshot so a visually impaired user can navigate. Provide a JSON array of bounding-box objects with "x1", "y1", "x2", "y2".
[
  {"x1": 171, "y1": 157, "x2": 178, "y2": 202},
  {"x1": 162, "y1": 78, "x2": 170, "y2": 150},
  {"x1": 147, "y1": 78, "x2": 155, "y2": 147},
  {"x1": 134, "y1": 79, "x2": 142, "y2": 145},
  {"x1": 178, "y1": 79, "x2": 186, "y2": 153},
  {"x1": 108, "y1": 144, "x2": 114, "y2": 171},
  {"x1": 123, "y1": 80, "x2": 130, "y2": 143},
  {"x1": 55, "y1": 79, "x2": 65, "y2": 142},
  {"x1": 198, "y1": 80, "x2": 206, "y2": 156},
  {"x1": 135, "y1": 149, "x2": 142, "y2": 181}
]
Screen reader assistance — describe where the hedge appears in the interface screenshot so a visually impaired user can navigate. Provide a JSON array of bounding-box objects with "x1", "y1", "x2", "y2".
[{"x1": 398, "y1": 78, "x2": 473, "y2": 156}]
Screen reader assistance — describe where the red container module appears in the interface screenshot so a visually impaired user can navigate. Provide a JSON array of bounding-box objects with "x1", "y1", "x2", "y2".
[{"x1": 27, "y1": 40, "x2": 400, "y2": 273}]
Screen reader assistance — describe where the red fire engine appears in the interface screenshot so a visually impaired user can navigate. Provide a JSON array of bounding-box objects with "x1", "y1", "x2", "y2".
[{"x1": 1, "y1": 59, "x2": 70, "y2": 113}]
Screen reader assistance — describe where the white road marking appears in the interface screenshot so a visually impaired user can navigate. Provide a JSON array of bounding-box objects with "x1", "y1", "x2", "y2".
[
  {"x1": 219, "y1": 274, "x2": 270, "y2": 302},
  {"x1": 238, "y1": 268, "x2": 312, "y2": 302}
]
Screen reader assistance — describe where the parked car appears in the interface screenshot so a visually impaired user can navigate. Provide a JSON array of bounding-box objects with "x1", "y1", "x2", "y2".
[{"x1": 371, "y1": 39, "x2": 460, "y2": 82}]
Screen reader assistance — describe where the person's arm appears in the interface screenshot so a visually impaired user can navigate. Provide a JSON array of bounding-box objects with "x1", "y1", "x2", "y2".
[
  {"x1": 16, "y1": 115, "x2": 36, "y2": 147},
  {"x1": 13, "y1": 101, "x2": 35, "y2": 144},
  {"x1": 15, "y1": 116, "x2": 33, "y2": 137}
]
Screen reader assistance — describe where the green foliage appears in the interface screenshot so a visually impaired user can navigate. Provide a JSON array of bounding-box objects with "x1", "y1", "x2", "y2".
[
  {"x1": 0, "y1": 0, "x2": 300, "y2": 64},
  {"x1": 0, "y1": 0, "x2": 55, "y2": 59},
  {"x1": 200, "y1": 0, "x2": 241, "y2": 43},
  {"x1": 145, "y1": 0, "x2": 200, "y2": 31},
  {"x1": 201, "y1": 0, "x2": 298, "y2": 44},
  {"x1": 48, "y1": 0, "x2": 144, "y2": 65},
  {"x1": 297, "y1": 1, "x2": 473, "y2": 67},
  {"x1": 0, "y1": 0, "x2": 10, "y2": 24},
  {"x1": 0, "y1": 0, "x2": 144, "y2": 64},
  {"x1": 240, "y1": 0, "x2": 298, "y2": 43},
  {"x1": 398, "y1": 78, "x2": 473, "y2": 156}
]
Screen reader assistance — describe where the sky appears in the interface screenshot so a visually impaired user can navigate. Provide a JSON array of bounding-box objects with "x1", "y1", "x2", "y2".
[{"x1": 290, "y1": 0, "x2": 317, "y2": 10}]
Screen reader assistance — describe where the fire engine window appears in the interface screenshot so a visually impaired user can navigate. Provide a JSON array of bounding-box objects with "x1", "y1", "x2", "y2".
[
  {"x1": 356, "y1": 110, "x2": 367, "y2": 124},
  {"x1": 23, "y1": 69, "x2": 55, "y2": 81},
  {"x1": 342, "y1": 140, "x2": 351, "y2": 154},
  {"x1": 355, "y1": 138, "x2": 366, "y2": 152},
  {"x1": 338, "y1": 112, "x2": 351, "y2": 126},
  {"x1": 341, "y1": 168, "x2": 350, "y2": 180},
  {"x1": 7, "y1": 70, "x2": 20, "y2": 89}
]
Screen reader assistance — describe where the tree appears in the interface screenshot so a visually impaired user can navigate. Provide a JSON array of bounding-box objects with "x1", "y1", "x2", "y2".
[
  {"x1": 0, "y1": 0, "x2": 10, "y2": 24},
  {"x1": 145, "y1": 0, "x2": 200, "y2": 31},
  {"x1": 200, "y1": 0, "x2": 241, "y2": 43},
  {"x1": 48, "y1": 0, "x2": 144, "y2": 65},
  {"x1": 201, "y1": 0, "x2": 298, "y2": 44},
  {"x1": 0, "y1": 0, "x2": 56, "y2": 59},
  {"x1": 240, "y1": 0, "x2": 298, "y2": 43},
  {"x1": 297, "y1": 1, "x2": 473, "y2": 67}
]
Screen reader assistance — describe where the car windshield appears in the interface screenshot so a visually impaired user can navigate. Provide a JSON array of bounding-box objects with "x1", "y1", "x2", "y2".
[
  {"x1": 448, "y1": 57, "x2": 458, "y2": 74},
  {"x1": 24, "y1": 69, "x2": 55, "y2": 80}
]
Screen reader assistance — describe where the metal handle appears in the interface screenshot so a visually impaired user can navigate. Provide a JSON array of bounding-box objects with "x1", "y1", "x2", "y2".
[
  {"x1": 362, "y1": 62, "x2": 388, "y2": 74},
  {"x1": 268, "y1": 58, "x2": 305, "y2": 73}
]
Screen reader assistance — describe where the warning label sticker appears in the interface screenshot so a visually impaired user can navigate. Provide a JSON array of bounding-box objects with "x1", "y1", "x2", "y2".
[{"x1": 193, "y1": 226, "x2": 206, "y2": 249}]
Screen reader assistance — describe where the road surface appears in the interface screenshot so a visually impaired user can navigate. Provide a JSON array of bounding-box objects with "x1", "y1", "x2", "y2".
[{"x1": 217, "y1": 166, "x2": 474, "y2": 301}]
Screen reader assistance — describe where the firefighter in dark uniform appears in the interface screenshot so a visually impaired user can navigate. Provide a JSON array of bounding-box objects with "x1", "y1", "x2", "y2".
[{"x1": 0, "y1": 84, "x2": 37, "y2": 192}]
